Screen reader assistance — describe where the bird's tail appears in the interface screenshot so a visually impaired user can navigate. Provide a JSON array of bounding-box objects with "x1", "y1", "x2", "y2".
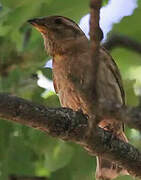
[{"x1": 95, "y1": 131, "x2": 128, "y2": 180}]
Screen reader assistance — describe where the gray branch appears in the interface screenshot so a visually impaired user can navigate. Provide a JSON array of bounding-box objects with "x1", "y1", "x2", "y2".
[{"x1": 0, "y1": 93, "x2": 141, "y2": 178}]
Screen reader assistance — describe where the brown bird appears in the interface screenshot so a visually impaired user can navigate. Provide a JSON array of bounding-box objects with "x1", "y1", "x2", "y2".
[{"x1": 28, "y1": 16, "x2": 128, "y2": 180}]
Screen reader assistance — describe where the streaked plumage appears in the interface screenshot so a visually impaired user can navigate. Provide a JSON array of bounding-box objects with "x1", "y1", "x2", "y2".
[{"x1": 28, "y1": 16, "x2": 128, "y2": 180}]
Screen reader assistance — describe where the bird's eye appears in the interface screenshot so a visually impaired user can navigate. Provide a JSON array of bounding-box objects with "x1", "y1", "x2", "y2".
[{"x1": 54, "y1": 18, "x2": 62, "y2": 25}]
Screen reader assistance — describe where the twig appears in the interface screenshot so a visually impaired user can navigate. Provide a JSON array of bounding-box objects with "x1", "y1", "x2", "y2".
[
  {"x1": 22, "y1": 28, "x2": 32, "y2": 49},
  {"x1": 89, "y1": 0, "x2": 103, "y2": 106},
  {"x1": 9, "y1": 175, "x2": 48, "y2": 180},
  {"x1": 1, "y1": 93, "x2": 141, "y2": 178},
  {"x1": 103, "y1": 34, "x2": 141, "y2": 54}
]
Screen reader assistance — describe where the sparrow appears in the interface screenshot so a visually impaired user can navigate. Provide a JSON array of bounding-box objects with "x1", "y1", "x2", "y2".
[{"x1": 28, "y1": 16, "x2": 128, "y2": 180}]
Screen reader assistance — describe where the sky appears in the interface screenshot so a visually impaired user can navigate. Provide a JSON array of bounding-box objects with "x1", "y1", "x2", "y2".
[
  {"x1": 38, "y1": 0, "x2": 138, "y2": 91},
  {"x1": 79, "y1": 0, "x2": 138, "y2": 41}
]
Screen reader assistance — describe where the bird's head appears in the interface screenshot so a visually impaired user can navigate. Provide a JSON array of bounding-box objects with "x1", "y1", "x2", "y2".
[{"x1": 28, "y1": 16, "x2": 87, "y2": 56}]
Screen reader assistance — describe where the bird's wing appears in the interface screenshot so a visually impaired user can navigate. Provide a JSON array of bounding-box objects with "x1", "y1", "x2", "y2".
[
  {"x1": 102, "y1": 47, "x2": 125, "y2": 105},
  {"x1": 108, "y1": 58, "x2": 125, "y2": 105}
]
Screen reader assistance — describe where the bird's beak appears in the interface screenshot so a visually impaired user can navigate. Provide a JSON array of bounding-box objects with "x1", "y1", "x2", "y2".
[{"x1": 27, "y1": 18, "x2": 47, "y2": 34}]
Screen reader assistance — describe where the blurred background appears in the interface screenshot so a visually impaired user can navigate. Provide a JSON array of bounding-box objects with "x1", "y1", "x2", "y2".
[{"x1": 0, "y1": 0, "x2": 141, "y2": 179}]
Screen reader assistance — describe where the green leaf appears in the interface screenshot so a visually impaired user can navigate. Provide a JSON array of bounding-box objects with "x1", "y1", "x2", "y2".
[
  {"x1": 38, "y1": 0, "x2": 89, "y2": 22},
  {"x1": 44, "y1": 141, "x2": 74, "y2": 172},
  {"x1": 5, "y1": 136, "x2": 35, "y2": 175},
  {"x1": 112, "y1": 0, "x2": 141, "y2": 40},
  {"x1": 43, "y1": 91, "x2": 60, "y2": 107},
  {"x1": 111, "y1": 48, "x2": 141, "y2": 106},
  {"x1": 40, "y1": 67, "x2": 52, "y2": 80},
  {"x1": 123, "y1": 79, "x2": 139, "y2": 106},
  {"x1": 1, "y1": 0, "x2": 28, "y2": 8}
]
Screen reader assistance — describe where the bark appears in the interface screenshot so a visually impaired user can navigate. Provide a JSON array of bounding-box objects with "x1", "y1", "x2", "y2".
[{"x1": 1, "y1": 93, "x2": 141, "y2": 178}]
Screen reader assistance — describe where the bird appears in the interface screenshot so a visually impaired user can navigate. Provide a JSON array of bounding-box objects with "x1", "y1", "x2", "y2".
[{"x1": 28, "y1": 15, "x2": 128, "y2": 180}]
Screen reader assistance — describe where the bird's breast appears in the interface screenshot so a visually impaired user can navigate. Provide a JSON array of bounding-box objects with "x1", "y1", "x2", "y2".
[{"x1": 52, "y1": 56, "x2": 89, "y2": 113}]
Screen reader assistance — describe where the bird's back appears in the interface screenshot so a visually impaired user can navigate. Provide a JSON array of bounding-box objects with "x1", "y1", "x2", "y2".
[{"x1": 53, "y1": 47, "x2": 124, "y2": 114}]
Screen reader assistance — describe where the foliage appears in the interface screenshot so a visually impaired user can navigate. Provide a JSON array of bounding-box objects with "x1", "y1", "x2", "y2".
[{"x1": 0, "y1": 0, "x2": 141, "y2": 180}]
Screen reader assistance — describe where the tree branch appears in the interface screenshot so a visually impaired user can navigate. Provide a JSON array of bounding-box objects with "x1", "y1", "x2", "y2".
[
  {"x1": 1, "y1": 93, "x2": 141, "y2": 178},
  {"x1": 103, "y1": 34, "x2": 141, "y2": 54},
  {"x1": 89, "y1": 0, "x2": 103, "y2": 44},
  {"x1": 9, "y1": 175, "x2": 48, "y2": 180},
  {"x1": 89, "y1": 0, "x2": 103, "y2": 107}
]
